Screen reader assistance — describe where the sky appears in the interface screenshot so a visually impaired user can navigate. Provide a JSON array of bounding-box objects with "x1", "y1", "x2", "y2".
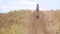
[{"x1": 0, "y1": 0, "x2": 60, "y2": 13}]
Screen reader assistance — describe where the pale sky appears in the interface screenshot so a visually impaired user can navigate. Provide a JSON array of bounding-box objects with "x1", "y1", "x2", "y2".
[{"x1": 0, "y1": 0, "x2": 60, "y2": 13}]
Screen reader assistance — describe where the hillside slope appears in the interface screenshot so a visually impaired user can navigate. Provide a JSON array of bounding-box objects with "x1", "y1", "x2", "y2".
[
  {"x1": 0, "y1": 10, "x2": 60, "y2": 34},
  {"x1": 0, "y1": 10, "x2": 32, "y2": 34}
]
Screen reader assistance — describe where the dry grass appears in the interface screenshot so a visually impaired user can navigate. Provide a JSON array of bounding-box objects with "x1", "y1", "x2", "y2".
[{"x1": 0, "y1": 10, "x2": 60, "y2": 34}]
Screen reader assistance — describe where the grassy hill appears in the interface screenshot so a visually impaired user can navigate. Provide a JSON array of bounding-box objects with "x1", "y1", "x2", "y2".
[
  {"x1": 0, "y1": 10, "x2": 32, "y2": 34},
  {"x1": 0, "y1": 10, "x2": 60, "y2": 34},
  {"x1": 43, "y1": 10, "x2": 60, "y2": 34}
]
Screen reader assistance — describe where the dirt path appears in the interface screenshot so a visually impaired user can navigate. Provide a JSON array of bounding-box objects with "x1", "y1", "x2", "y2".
[
  {"x1": 28, "y1": 11, "x2": 45, "y2": 34},
  {"x1": 28, "y1": 11, "x2": 55, "y2": 34}
]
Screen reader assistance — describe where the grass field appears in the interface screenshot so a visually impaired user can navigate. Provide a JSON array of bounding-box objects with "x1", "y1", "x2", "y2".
[{"x1": 0, "y1": 10, "x2": 60, "y2": 34}]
